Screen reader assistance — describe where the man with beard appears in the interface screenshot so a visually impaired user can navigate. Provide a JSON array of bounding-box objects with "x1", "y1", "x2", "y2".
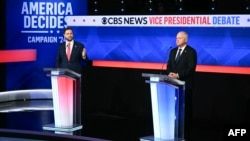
[{"x1": 56, "y1": 27, "x2": 88, "y2": 74}]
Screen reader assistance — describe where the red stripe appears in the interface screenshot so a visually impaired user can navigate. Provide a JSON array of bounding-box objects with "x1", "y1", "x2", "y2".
[
  {"x1": 0, "y1": 49, "x2": 36, "y2": 63},
  {"x1": 57, "y1": 76, "x2": 74, "y2": 126},
  {"x1": 93, "y1": 60, "x2": 250, "y2": 75}
]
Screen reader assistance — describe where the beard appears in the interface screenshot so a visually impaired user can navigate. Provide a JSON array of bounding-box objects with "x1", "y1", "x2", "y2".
[{"x1": 65, "y1": 36, "x2": 73, "y2": 41}]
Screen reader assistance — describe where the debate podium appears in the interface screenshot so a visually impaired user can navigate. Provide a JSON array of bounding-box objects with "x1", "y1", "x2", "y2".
[
  {"x1": 43, "y1": 68, "x2": 82, "y2": 134},
  {"x1": 140, "y1": 73, "x2": 185, "y2": 141}
]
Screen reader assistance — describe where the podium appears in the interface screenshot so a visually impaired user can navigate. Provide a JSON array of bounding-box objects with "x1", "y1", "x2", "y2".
[
  {"x1": 140, "y1": 73, "x2": 185, "y2": 141},
  {"x1": 43, "y1": 68, "x2": 82, "y2": 134}
]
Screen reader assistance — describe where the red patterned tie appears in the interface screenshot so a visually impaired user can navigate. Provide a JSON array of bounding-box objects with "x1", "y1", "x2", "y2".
[{"x1": 66, "y1": 43, "x2": 71, "y2": 61}]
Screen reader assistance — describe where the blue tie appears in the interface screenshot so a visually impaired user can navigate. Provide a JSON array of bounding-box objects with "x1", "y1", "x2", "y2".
[{"x1": 175, "y1": 49, "x2": 182, "y2": 62}]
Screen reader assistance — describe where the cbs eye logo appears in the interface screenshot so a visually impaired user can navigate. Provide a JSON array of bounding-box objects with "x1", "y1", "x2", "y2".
[
  {"x1": 102, "y1": 17, "x2": 107, "y2": 25},
  {"x1": 101, "y1": 17, "x2": 123, "y2": 24}
]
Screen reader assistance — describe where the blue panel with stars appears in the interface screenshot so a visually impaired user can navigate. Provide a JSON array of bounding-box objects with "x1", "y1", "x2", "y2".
[{"x1": 73, "y1": 26, "x2": 250, "y2": 67}]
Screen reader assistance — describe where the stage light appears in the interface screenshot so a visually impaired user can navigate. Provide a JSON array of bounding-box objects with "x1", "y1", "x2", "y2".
[
  {"x1": 178, "y1": 0, "x2": 183, "y2": 12},
  {"x1": 147, "y1": 0, "x2": 153, "y2": 12},
  {"x1": 93, "y1": 0, "x2": 99, "y2": 14},
  {"x1": 211, "y1": 0, "x2": 216, "y2": 12},
  {"x1": 120, "y1": 0, "x2": 125, "y2": 13},
  {"x1": 246, "y1": 0, "x2": 250, "y2": 11}
]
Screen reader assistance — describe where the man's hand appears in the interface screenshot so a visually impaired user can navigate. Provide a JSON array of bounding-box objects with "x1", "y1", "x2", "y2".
[
  {"x1": 168, "y1": 72, "x2": 179, "y2": 79},
  {"x1": 82, "y1": 48, "x2": 87, "y2": 59}
]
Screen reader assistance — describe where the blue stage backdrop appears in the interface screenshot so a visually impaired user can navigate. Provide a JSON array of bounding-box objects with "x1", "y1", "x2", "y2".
[
  {"x1": 6, "y1": 0, "x2": 87, "y2": 90},
  {"x1": 6, "y1": 1, "x2": 250, "y2": 90},
  {"x1": 71, "y1": 26, "x2": 250, "y2": 66}
]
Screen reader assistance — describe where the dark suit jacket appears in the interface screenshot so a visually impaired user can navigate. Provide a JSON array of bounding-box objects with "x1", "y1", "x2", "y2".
[
  {"x1": 55, "y1": 41, "x2": 88, "y2": 74},
  {"x1": 166, "y1": 45, "x2": 197, "y2": 89}
]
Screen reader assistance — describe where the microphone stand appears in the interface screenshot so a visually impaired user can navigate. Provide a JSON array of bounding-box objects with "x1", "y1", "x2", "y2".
[{"x1": 160, "y1": 46, "x2": 173, "y2": 75}]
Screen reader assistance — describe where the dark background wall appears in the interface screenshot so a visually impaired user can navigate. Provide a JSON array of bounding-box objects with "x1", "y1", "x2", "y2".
[
  {"x1": 81, "y1": 66, "x2": 250, "y2": 125},
  {"x1": 88, "y1": 0, "x2": 250, "y2": 15},
  {"x1": 0, "y1": 0, "x2": 6, "y2": 92}
]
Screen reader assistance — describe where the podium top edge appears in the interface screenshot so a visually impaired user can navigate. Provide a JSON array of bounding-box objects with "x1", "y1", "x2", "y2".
[
  {"x1": 43, "y1": 68, "x2": 81, "y2": 77},
  {"x1": 142, "y1": 73, "x2": 167, "y2": 78},
  {"x1": 141, "y1": 73, "x2": 185, "y2": 86}
]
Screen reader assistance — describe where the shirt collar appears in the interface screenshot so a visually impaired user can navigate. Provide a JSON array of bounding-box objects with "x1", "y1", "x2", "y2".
[
  {"x1": 178, "y1": 44, "x2": 187, "y2": 50},
  {"x1": 66, "y1": 40, "x2": 74, "y2": 45}
]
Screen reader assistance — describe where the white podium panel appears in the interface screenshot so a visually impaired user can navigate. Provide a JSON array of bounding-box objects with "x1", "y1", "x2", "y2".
[{"x1": 141, "y1": 73, "x2": 185, "y2": 141}]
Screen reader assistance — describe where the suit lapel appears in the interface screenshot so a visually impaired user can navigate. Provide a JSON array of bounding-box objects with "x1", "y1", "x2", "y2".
[{"x1": 182, "y1": 47, "x2": 188, "y2": 59}]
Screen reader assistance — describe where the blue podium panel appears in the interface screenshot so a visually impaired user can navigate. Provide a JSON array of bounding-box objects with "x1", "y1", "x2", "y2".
[{"x1": 141, "y1": 73, "x2": 185, "y2": 141}]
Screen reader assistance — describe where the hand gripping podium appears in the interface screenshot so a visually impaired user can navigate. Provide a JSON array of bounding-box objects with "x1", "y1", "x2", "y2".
[
  {"x1": 43, "y1": 68, "x2": 82, "y2": 134},
  {"x1": 140, "y1": 73, "x2": 185, "y2": 141}
]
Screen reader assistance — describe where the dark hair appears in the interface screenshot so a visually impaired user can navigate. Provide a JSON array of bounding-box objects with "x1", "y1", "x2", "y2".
[{"x1": 63, "y1": 27, "x2": 73, "y2": 34}]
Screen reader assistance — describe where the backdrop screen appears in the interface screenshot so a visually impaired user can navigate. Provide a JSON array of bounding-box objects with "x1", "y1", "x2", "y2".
[
  {"x1": 5, "y1": 1, "x2": 250, "y2": 90},
  {"x1": 72, "y1": 26, "x2": 250, "y2": 67},
  {"x1": 66, "y1": 15, "x2": 250, "y2": 67}
]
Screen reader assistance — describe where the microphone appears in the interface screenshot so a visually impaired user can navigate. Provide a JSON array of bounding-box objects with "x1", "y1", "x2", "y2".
[{"x1": 160, "y1": 46, "x2": 173, "y2": 75}]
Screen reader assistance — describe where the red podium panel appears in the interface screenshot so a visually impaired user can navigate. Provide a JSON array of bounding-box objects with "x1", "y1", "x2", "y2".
[{"x1": 43, "y1": 68, "x2": 82, "y2": 134}]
